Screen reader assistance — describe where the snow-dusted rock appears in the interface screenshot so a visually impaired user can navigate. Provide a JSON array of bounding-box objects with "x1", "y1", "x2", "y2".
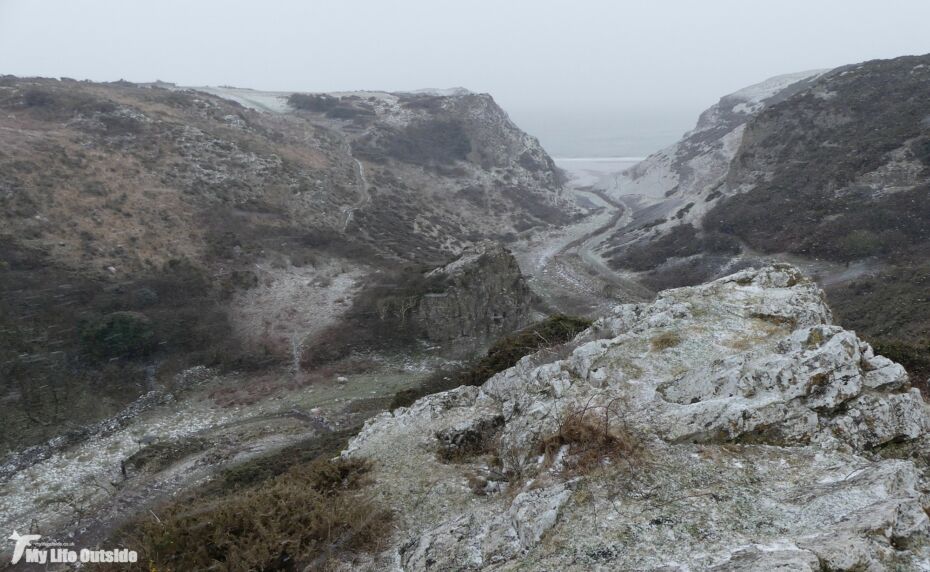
[
  {"x1": 508, "y1": 484, "x2": 572, "y2": 549},
  {"x1": 708, "y1": 544, "x2": 821, "y2": 571},
  {"x1": 830, "y1": 389, "x2": 929, "y2": 449},
  {"x1": 343, "y1": 264, "x2": 930, "y2": 570}
]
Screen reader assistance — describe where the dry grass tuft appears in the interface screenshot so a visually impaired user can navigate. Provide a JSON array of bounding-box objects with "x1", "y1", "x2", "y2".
[{"x1": 650, "y1": 331, "x2": 682, "y2": 351}]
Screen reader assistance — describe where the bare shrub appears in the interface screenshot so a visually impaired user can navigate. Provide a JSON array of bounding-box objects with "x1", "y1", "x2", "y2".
[
  {"x1": 538, "y1": 399, "x2": 643, "y2": 477},
  {"x1": 435, "y1": 416, "x2": 504, "y2": 463}
]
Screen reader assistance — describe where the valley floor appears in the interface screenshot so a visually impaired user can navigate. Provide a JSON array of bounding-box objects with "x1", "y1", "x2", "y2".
[
  {"x1": 0, "y1": 353, "x2": 450, "y2": 561},
  {"x1": 1, "y1": 154, "x2": 926, "y2": 569},
  {"x1": 510, "y1": 158, "x2": 654, "y2": 316}
]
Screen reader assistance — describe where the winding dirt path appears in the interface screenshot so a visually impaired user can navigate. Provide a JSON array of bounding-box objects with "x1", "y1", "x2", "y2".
[{"x1": 511, "y1": 181, "x2": 653, "y2": 317}]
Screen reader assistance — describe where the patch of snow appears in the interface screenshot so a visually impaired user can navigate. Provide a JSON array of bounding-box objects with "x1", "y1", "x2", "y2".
[
  {"x1": 407, "y1": 87, "x2": 472, "y2": 97},
  {"x1": 727, "y1": 69, "x2": 828, "y2": 104}
]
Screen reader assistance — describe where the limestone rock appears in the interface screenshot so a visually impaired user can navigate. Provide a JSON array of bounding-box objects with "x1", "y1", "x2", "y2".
[{"x1": 343, "y1": 265, "x2": 930, "y2": 570}]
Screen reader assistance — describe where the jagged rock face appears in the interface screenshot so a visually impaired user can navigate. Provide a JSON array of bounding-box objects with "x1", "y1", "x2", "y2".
[
  {"x1": 410, "y1": 242, "x2": 535, "y2": 347},
  {"x1": 344, "y1": 265, "x2": 930, "y2": 570}
]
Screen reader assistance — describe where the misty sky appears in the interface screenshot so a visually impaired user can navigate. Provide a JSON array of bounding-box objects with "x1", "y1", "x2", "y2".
[{"x1": 2, "y1": 0, "x2": 930, "y2": 156}]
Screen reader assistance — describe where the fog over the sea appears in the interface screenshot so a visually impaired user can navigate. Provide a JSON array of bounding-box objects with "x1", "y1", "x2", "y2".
[{"x1": 2, "y1": 0, "x2": 930, "y2": 156}]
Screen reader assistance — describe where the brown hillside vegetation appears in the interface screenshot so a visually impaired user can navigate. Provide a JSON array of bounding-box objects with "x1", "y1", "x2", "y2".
[{"x1": 0, "y1": 77, "x2": 570, "y2": 450}]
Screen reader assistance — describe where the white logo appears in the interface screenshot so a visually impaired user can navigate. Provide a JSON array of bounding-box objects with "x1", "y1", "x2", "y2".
[
  {"x1": 8, "y1": 531, "x2": 41, "y2": 565},
  {"x1": 7, "y1": 531, "x2": 137, "y2": 565}
]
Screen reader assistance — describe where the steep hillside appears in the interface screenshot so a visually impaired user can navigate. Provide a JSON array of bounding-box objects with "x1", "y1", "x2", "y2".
[
  {"x1": 288, "y1": 89, "x2": 575, "y2": 257},
  {"x1": 710, "y1": 56, "x2": 930, "y2": 262},
  {"x1": 0, "y1": 77, "x2": 570, "y2": 449},
  {"x1": 601, "y1": 54, "x2": 930, "y2": 358},
  {"x1": 0, "y1": 78, "x2": 572, "y2": 272},
  {"x1": 616, "y1": 69, "x2": 824, "y2": 205},
  {"x1": 705, "y1": 56, "x2": 930, "y2": 343},
  {"x1": 598, "y1": 70, "x2": 824, "y2": 288}
]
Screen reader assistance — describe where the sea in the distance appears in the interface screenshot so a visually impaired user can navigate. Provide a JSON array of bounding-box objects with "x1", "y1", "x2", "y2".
[{"x1": 509, "y1": 106, "x2": 695, "y2": 159}]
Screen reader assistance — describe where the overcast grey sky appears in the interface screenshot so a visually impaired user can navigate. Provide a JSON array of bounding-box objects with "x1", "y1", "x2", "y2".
[{"x1": 2, "y1": 0, "x2": 930, "y2": 156}]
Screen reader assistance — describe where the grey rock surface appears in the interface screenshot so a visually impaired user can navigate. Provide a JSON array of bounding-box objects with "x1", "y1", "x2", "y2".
[{"x1": 344, "y1": 264, "x2": 930, "y2": 570}]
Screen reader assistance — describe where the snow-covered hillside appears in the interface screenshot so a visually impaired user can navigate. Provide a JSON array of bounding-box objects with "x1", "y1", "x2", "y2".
[{"x1": 616, "y1": 70, "x2": 827, "y2": 205}]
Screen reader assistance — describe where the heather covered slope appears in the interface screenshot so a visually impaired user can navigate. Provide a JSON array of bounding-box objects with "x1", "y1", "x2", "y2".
[
  {"x1": 601, "y1": 54, "x2": 930, "y2": 367},
  {"x1": 708, "y1": 55, "x2": 930, "y2": 262}
]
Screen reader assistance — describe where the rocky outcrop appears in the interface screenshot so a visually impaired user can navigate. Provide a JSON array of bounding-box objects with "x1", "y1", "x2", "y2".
[
  {"x1": 409, "y1": 242, "x2": 536, "y2": 347},
  {"x1": 344, "y1": 265, "x2": 930, "y2": 570}
]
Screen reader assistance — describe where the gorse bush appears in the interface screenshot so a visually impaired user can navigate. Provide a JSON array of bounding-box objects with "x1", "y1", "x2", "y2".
[
  {"x1": 302, "y1": 266, "x2": 451, "y2": 367},
  {"x1": 78, "y1": 311, "x2": 155, "y2": 360},
  {"x1": 353, "y1": 119, "x2": 473, "y2": 167},
  {"x1": 458, "y1": 314, "x2": 591, "y2": 385},
  {"x1": 606, "y1": 223, "x2": 740, "y2": 272},
  {"x1": 119, "y1": 458, "x2": 390, "y2": 572},
  {"x1": 827, "y1": 265, "x2": 930, "y2": 341},
  {"x1": 287, "y1": 93, "x2": 340, "y2": 112},
  {"x1": 215, "y1": 428, "x2": 362, "y2": 492},
  {"x1": 15, "y1": 86, "x2": 117, "y2": 119},
  {"x1": 870, "y1": 339, "x2": 930, "y2": 397},
  {"x1": 287, "y1": 93, "x2": 375, "y2": 120}
]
